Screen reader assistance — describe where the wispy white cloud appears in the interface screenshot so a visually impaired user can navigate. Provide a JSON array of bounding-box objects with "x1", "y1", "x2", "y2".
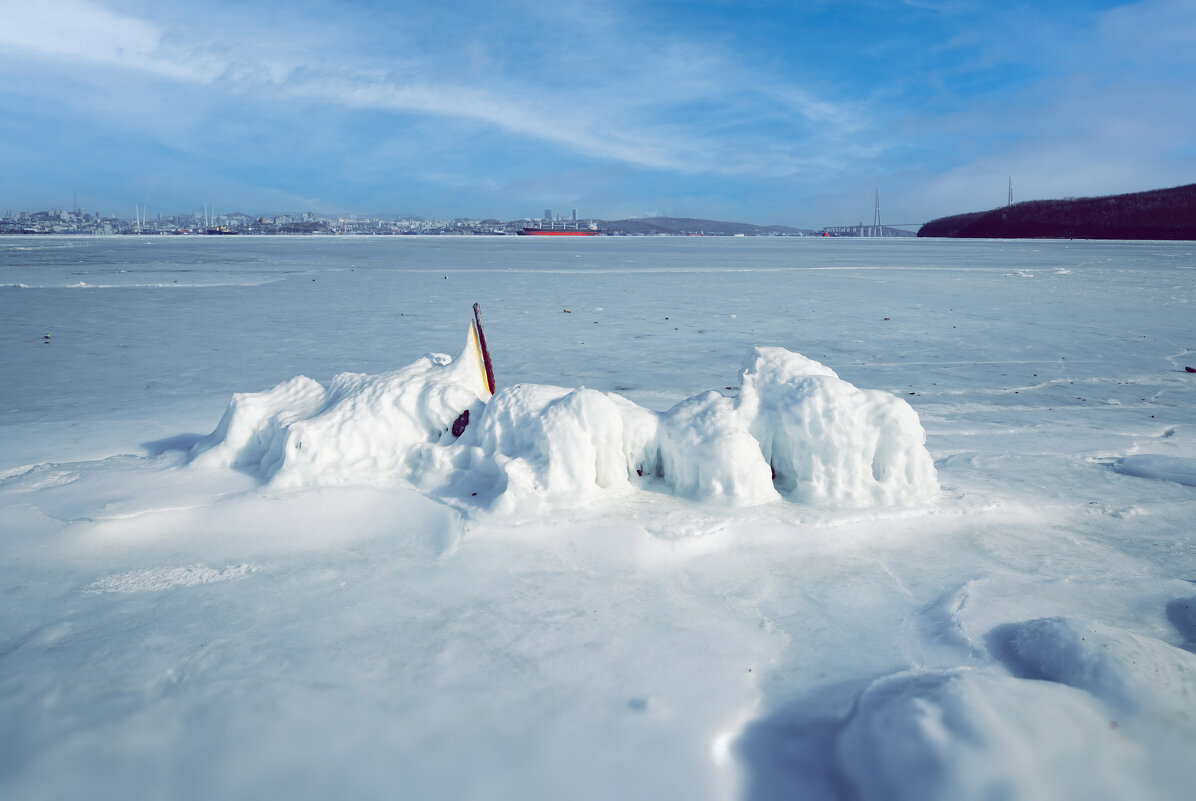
[
  {"x1": 285, "y1": 77, "x2": 693, "y2": 171},
  {"x1": 0, "y1": 0, "x2": 158, "y2": 62},
  {"x1": 1099, "y1": 0, "x2": 1196, "y2": 61},
  {"x1": 0, "y1": 0, "x2": 868, "y2": 180},
  {"x1": 0, "y1": 0, "x2": 217, "y2": 81}
]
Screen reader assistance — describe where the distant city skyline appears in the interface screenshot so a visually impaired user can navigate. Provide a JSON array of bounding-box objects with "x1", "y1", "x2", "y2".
[
  {"x1": 1, "y1": 204, "x2": 835, "y2": 236},
  {"x1": 1, "y1": 1, "x2": 1193, "y2": 228}
]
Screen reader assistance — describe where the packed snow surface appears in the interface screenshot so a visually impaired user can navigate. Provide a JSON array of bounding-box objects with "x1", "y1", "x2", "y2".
[
  {"x1": 191, "y1": 341, "x2": 937, "y2": 510},
  {"x1": 2, "y1": 236, "x2": 1194, "y2": 801}
]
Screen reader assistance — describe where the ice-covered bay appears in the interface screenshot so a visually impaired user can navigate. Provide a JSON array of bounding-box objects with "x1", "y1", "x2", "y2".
[{"x1": 1, "y1": 236, "x2": 1194, "y2": 800}]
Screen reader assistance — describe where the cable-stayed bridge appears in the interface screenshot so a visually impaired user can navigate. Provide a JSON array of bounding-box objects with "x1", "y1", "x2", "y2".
[
  {"x1": 821, "y1": 190, "x2": 921, "y2": 236},
  {"x1": 820, "y1": 223, "x2": 920, "y2": 237}
]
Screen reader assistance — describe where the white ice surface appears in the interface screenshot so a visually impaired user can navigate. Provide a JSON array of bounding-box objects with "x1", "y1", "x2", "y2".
[{"x1": 2, "y1": 236, "x2": 1195, "y2": 801}]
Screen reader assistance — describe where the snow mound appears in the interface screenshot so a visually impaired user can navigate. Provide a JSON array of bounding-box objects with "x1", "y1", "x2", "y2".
[
  {"x1": 461, "y1": 384, "x2": 658, "y2": 512},
  {"x1": 653, "y1": 389, "x2": 779, "y2": 505},
  {"x1": 190, "y1": 375, "x2": 328, "y2": 472},
  {"x1": 191, "y1": 341, "x2": 937, "y2": 509},
  {"x1": 1110, "y1": 455, "x2": 1196, "y2": 487},
  {"x1": 738, "y1": 347, "x2": 937, "y2": 506},
  {"x1": 191, "y1": 348, "x2": 491, "y2": 488},
  {"x1": 837, "y1": 668, "x2": 1149, "y2": 801},
  {"x1": 996, "y1": 617, "x2": 1196, "y2": 732}
]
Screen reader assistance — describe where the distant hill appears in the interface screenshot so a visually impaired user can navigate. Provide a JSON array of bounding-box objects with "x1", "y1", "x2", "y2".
[
  {"x1": 598, "y1": 216, "x2": 814, "y2": 236},
  {"x1": 918, "y1": 183, "x2": 1196, "y2": 240}
]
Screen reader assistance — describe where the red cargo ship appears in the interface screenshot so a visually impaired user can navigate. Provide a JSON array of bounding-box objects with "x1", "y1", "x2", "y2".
[{"x1": 517, "y1": 222, "x2": 600, "y2": 236}]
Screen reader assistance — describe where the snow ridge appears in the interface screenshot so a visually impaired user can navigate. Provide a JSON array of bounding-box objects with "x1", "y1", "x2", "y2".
[{"x1": 190, "y1": 342, "x2": 938, "y2": 510}]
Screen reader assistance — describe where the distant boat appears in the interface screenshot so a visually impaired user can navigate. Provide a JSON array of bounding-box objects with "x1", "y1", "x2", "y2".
[{"x1": 517, "y1": 221, "x2": 600, "y2": 236}]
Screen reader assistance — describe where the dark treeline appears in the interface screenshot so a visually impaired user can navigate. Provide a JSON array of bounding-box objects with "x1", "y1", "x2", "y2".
[{"x1": 918, "y1": 183, "x2": 1196, "y2": 240}]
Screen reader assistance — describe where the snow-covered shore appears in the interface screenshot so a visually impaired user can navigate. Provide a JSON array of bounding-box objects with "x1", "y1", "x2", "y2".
[{"x1": 2, "y1": 236, "x2": 1193, "y2": 800}]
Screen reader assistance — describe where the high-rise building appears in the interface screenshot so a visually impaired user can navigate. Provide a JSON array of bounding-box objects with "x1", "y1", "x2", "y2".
[
  {"x1": 544, "y1": 208, "x2": 552, "y2": 221},
  {"x1": 571, "y1": 209, "x2": 577, "y2": 221}
]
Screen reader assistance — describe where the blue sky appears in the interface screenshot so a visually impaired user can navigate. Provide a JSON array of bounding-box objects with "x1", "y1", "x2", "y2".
[{"x1": 1, "y1": 0, "x2": 1193, "y2": 226}]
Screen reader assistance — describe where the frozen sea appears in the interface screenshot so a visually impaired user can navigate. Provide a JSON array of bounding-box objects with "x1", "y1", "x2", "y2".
[{"x1": 1, "y1": 235, "x2": 1194, "y2": 800}]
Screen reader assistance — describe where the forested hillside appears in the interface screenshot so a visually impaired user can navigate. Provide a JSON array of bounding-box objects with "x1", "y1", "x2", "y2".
[{"x1": 919, "y1": 184, "x2": 1196, "y2": 239}]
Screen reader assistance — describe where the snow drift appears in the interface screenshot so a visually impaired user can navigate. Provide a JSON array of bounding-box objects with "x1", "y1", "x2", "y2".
[
  {"x1": 190, "y1": 336, "x2": 938, "y2": 509},
  {"x1": 829, "y1": 615, "x2": 1196, "y2": 801},
  {"x1": 1110, "y1": 455, "x2": 1196, "y2": 487},
  {"x1": 837, "y1": 668, "x2": 1152, "y2": 801},
  {"x1": 744, "y1": 610, "x2": 1196, "y2": 801}
]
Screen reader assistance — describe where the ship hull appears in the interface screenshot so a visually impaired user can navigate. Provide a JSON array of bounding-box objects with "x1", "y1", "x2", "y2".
[{"x1": 517, "y1": 228, "x2": 599, "y2": 236}]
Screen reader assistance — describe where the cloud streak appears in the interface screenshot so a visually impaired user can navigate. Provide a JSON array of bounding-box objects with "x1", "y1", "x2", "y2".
[
  {"x1": 0, "y1": 0, "x2": 216, "y2": 81},
  {"x1": 0, "y1": 0, "x2": 870, "y2": 180}
]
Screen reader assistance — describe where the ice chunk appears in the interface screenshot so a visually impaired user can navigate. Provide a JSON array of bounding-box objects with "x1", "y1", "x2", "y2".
[
  {"x1": 465, "y1": 383, "x2": 658, "y2": 510},
  {"x1": 189, "y1": 375, "x2": 327, "y2": 470},
  {"x1": 654, "y1": 390, "x2": 778, "y2": 504},
  {"x1": 269, "y1": 351, "x2": 488, "y2": 488},
  {"x1": 190, "y1": 336, "x2": 492, "y2": 486},
  {"x1": 737, "y1": 346, "x2": 938, "y2": 506},
  {"x1": 191, "y1": 343, "x2": 937, "y2": 510}
]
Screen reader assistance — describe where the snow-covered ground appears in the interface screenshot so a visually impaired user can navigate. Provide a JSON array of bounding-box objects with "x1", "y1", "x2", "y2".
[{"x1": 2, "y1": 235, "x2": 1194, "y2": 800}]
